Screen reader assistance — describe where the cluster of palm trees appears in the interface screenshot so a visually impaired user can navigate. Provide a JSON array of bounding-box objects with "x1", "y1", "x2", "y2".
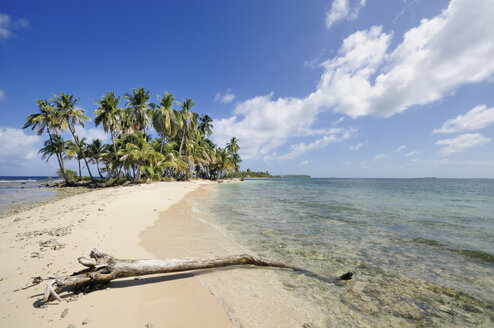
[{"x1": 24, "y1": 88, "x2": 241, "y2": 184}]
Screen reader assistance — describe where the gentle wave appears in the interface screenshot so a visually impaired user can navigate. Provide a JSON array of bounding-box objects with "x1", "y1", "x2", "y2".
[
  {"x1": 207, "y1": 178, "x2": 494, "y2": 326},
  {"x1": 409, "y1": 237, "x2": 494, "y2": 263}
]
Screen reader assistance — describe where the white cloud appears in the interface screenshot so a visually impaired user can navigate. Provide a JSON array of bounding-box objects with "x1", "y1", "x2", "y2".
[
  {"x1": 299, "y1": 160, "x2": 313, "y2": 166},
  {"x1": 214, "y1": 89, "x2": 236, "y2": 104},
  {"x1": 373, "y1": 153, "x2": 387, "y2": 160},
  {"x1": 0, "y1": 89, "x2": 5, "y2": 101},
  {"x1": 396, "y1": 145, "x2": 407, "y2": 152},
  {"x1": 326, "y1": 0, "x2": 367, "y2": 30},
  {"x1": 406, "y1": 150, "x2": 422, "y2": 157},
  {"x1": 74, "y1": 126, "x2": 109, "y2": 143},
  {"x1": 322, "y1": 0, "x2": 494, "y2": 118},
  {"x1": 0, "y1": 13, "x2": 28, "y2": 40},
  {"x1": 215, "y1": 0, "x2": 494, "y2": 161},
  {"x1": 349, "y1": 140, "x2": 368, "y2": 150},
  {"x1": 433, "y1": 104, "x2": 494, "y2": 134},
  {"x1": 435, "y1": 133, "x2": 490, "y2": 155},
  {"x1": 0, "y1": 127, "x2": 41, "y2": 165},
  {"x1": 278, "y1": 127, "x2": 356, "y2": 161},
  {"x1": 332, "y1": 117, "x2": 345, "y2": 125},
  {"x1": 263, "y1": 152, "x2": 277, "y2": 162}
]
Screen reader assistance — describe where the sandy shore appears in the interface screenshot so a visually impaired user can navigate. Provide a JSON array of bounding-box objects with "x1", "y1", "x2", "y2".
[{"x1": 0, "y1": 181, "x2": 311, "y2": 327}]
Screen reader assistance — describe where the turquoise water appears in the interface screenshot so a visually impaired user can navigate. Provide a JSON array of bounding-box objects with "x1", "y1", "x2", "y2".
[{"x1": 203, "y1": 178, "x2": 494, "y2": 327}]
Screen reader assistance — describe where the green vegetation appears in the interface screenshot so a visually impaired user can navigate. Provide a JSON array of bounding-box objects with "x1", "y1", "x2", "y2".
[
  {"x1": 24, "y1": 89, "x2": 241, "y2": 185},
  {"x1": 231, "y1": 169, "x2": 311, "y2": 179},
  {"x1": 230, "y1": 169, "x2": 273, "y2": 178}
]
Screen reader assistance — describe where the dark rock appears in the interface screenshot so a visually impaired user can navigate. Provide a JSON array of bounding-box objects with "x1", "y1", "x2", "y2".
[{"x1": 339, "y1": 272, "x2": 354, "y2": 280}]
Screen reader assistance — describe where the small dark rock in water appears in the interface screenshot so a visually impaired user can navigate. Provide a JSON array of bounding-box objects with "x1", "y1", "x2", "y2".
[
  {"x1": 339, "y1": 272, "x2": 354, "y2": 280},
  {"x1": 462, "y1": 304, "x2": 482, "y2": 313}
]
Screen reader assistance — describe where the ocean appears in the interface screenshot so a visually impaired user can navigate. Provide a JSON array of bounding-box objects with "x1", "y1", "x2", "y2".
[
  {"x1": 200, "y1": 178, "x2": 494, "y2": 327},
  {"x1": 0, "y1": 176, "x2": 58, "y2": 217}
]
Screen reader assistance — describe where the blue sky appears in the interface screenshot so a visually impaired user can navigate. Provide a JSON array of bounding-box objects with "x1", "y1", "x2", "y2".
[{"x1": 1, "y1": 0, "x2": 494, "y2": 178}]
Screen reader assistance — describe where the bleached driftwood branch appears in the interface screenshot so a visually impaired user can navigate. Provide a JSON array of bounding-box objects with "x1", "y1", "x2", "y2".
[{"x1": 43, "y1": 249, "x2": 351, "y2": 303}]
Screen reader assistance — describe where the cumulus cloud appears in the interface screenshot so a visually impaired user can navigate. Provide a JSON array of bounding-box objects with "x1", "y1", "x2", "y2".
[
  {"x1": 299, "y1": 160, "x2": 313, "y2": 166},
  {"x1": 373, "y1": 153, "x2": 388, "y2": 160},
  {"x1": 278, "y1": 127, "x2": 356, "y2": 160},
  {"x1": 74, "y1": 126, "x2": 109, "y2": 143},
  {"x1": 214, "y1": 92, "x2": 322, "y2": 159},
  {"x1": 0, "y1": 128, "x2": 41, "y2": 166},
  {"x1": 322, "y1": 0, "x2": 494, "y2": 117},
  {"x1": 406, "y1": 150, "x2": 422, "y2": 157},
  {"x1": 215, "y1": 0, "x2": 494, "y2": 161},
  {"x1": 0, "y1": 13, "x2": 29, "y2": 40},
  {"x1": 349, "y1": 140, "x2": 368, "y2": 150},
  {"x1": 214, "y1": 89, "x2": 236, "y2": 104},
  {"x1": 395, "y1": 145, "x2": 407, "y2": 152},
  {"x1": 435, "y1": 133, "x2": 490, "y2": 155},
  {"x1": 326, "y1": 0, "x2": 367, "y2": 29},
  {"x1": 433, "y1": 105, "x2": 494, "y2": 134},
  {"x1": 332, "y1": 117, "x2": 345, "y2": 125}
]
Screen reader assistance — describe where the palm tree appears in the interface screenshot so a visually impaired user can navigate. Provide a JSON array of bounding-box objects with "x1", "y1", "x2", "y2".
[
  {"x1": 24, "y1": 99, "x2": 71, "y2": 182},
  {"x1": 226, "y1": 137, "x2": 241, "y2": 173},
  {"x1": 39, "y1": 135, "x2": 71, "y2": 184},
  {"x1": 23, "y1": 99, "x2": 59, "y2": 137},
  {"x1": 214, "y1": 147, "x2": 234, "y2": 178},
  {"x1": 198, "y1": 114, "x2": 213, "y2": 137},
  {"x1": 150, "y1": 91, "x2": 178, "y2": 152},
  {"x1": 123, "y1": 87, "x2": 151, "y2": 132},
  {"x1": 226, "y1": 137, "x2": 239, "y2": 155},
  {"x1": 177, "y1": 98, "x2": 197, "y2": 155},
  {"x1": 64, "y1": 137, "x2": 88, "y2": 178},
  {"x1": 51, "y1": 92, "x2": 95, "y2": 180},
  {"x1": 117, "y1": 131, "x2": 164, "y2": 183},
  {"x1": 94, "y1": 92, "x2": 121, "y2": 152},
  {"x1": 88, "y1": 139, "x2": 106, "y2": 178}
]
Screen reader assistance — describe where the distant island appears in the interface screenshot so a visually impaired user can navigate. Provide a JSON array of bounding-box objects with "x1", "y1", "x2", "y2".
[{"x1": 231, "y1": 169, "x2": 310, "y2": 179}]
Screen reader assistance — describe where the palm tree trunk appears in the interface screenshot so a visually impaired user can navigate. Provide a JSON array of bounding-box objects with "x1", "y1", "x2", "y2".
[
  {"x1": 134, "y1": 166, "x2": 141, "y2": 183},
  {"x1": 96, "y1": 160, "x2": 104, "y2": 179},
  {"x1": 179, "y1": 128, "x2": 186, "y2": 155},
  {"x1": 46, "y1": 129, "x2": 70, "y2": 184},
  {"x1": 56, "y1": 153, "x2": 70, "y2": 184},
  {"x1": 78, "y1": 158, "x2": 82, "y2": 178},
  {"x1": 58, "y1": 154, "x2": 71, "y2": 184},
  {"x1": 68, "y1": 126, "x2": 94, "y2": 180}
]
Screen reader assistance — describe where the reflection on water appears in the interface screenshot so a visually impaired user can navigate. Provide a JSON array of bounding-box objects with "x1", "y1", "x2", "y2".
[{"x1": 201, "y1": 178, "x2": 494, "y2": 327}]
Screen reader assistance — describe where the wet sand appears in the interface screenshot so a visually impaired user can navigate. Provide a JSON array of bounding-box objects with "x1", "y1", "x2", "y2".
[
  {"x1": 0, "y1": 181, "x2": 231, "y2": 327},
  {"x1": 141, "y1": 184, "x2": 314, "y2": 327},
  {"x1": 0, "y1": 180, "x2": 313, "y2": 327}
]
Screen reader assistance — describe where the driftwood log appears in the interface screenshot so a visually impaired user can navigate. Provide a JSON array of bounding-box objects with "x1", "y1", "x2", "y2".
[{"x1": 43, "y1": 249, "x2": 352, "y2": 303}]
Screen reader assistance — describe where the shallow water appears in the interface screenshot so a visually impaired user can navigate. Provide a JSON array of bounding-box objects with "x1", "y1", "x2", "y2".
[
  {"x1": 0, "y1": 176, "x2": 58, "y2": 217},
  {"x1": 201, "y1": 178, "x2": 494, "y2": 327}
]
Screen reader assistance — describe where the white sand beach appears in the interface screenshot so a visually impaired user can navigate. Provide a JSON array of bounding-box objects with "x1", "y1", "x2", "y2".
[{"x1": 0, "y1": 181, "x2": 311, "y2": 327}]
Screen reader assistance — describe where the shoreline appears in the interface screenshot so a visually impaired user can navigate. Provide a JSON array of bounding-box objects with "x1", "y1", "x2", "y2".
[
  {"x1": 0, "y1": 184, "x2": 93, "y2": 219},
  {"x1": 0, "y1": 181, "x2": 234, "y2": 327},
  {"x1": 141, "y1": 183, "x2": 315, "y2": 327},
  {"x1": 0, "y1": 179, "x2": 311, "y2": 327}
]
